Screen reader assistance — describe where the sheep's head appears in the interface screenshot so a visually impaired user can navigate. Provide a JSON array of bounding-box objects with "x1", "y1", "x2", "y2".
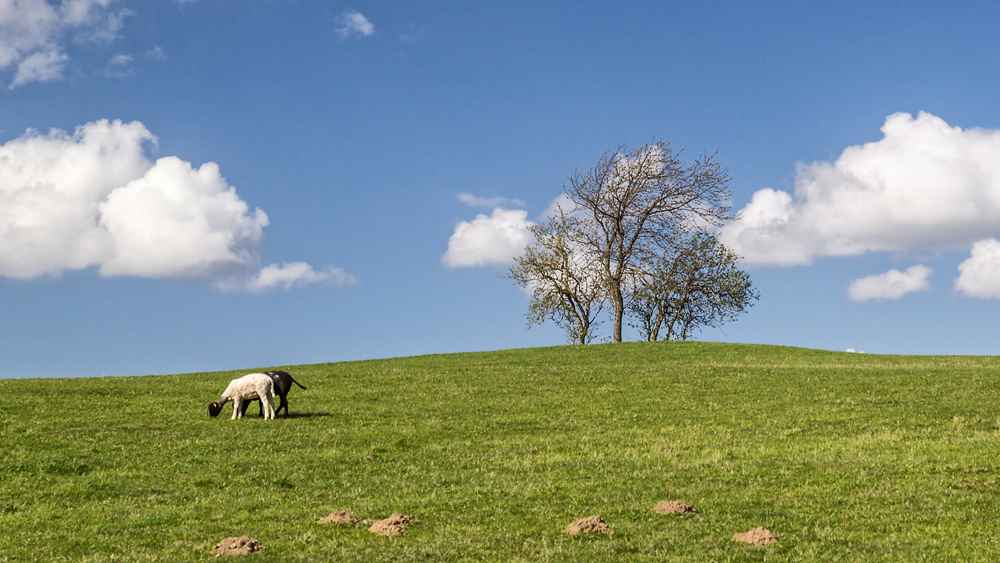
[{"x1": 209, "y1": 402, "x2": 223, "y2": 417}]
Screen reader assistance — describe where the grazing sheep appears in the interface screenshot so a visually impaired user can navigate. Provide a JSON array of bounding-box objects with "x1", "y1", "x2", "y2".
[
  {"x1": 238, "y1": 370, "x2": 307, "y2": 419},
  {"x1": 209, "y1": 373, "x2": 276, "y2": 420}
]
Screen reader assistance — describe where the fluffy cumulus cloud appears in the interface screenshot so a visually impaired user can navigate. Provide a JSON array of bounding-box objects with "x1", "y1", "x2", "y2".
[
  {"x1": 97, "y1": 156, "x2": 269, "y2": 278},
  {"x1": 0, "y1": 0, "x2": 126, "y2": 88},
  {"x1": 443, "y1": 193, "x2": 589, "y2": 269},
  {"x1": 442, "y1": 208, "x2": 534, "y2": 268},
  {"x1": 847, "y1": 265, "x2": 933, "y2": 302},
  {"x1": 0, "y1": 119, "x2": 154, "y2": 278},
  {"x1": 721, "y1": 112, "x2": 1000, "y2": 267},
  {"x1": 954, "y1": 239, "x2": 1000, "y2": 299},
  {"x1": 336, "y1": 10, "x2": 373, "y2": 39},
  {"x1": 0, "y1": 119, "x2": 350, "y2": 292}
]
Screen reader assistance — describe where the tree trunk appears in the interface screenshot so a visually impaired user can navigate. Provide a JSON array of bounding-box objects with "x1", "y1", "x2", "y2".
[
  {"x1": 612, "y1": 286, "x2": 624, "y2": 342},
  {"x1": 577, "y1": 316, "x2": 589, "y2": 345}
]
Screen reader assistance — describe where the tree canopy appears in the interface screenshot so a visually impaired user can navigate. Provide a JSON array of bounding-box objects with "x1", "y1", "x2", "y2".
[
  {"x1": 629, "y1": 231, "x2": 758, "y2": 341},
  {"x1": 507, "y1": 210, "x2": 604, "y2": 344},
  {"x1": 510, "y1": 140, "x2": 756, "y2": 343}
]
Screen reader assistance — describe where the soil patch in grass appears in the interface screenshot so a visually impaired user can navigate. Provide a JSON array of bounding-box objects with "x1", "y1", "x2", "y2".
[
  {"x1": 733, "y1": 527, "x2": 778, "y2": 546},
  {"x1": 563, "y1": 515, "x2": 613, "y2": 536},
  {"x1": 213, "y1": 536, "x2": 265, "y2": 556},
  {"x1": 653, "y1": 500, "x2": 697, "y2": 515},
  {"x1": 369, "y1": 514, "x2": 417, "y2": 536},
  {"x1": 317, "y1": 510, "x2": 359, "y2": 525}
]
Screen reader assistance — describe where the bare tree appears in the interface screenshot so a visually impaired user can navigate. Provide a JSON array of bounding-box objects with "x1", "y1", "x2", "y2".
[
  {"x1": 508, "y1": 211, "x2": 605, "y2": 344},
  {"x1": 629, "y1": 231, "x2": 758, "y2": 341},
  {"x1": 565, "y1": 140, "x2": 732, "y2": 342}
]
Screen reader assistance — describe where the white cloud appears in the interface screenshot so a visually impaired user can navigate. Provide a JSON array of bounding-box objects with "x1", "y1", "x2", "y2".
[
  {"x1": 98, "y1": 156, "x2": 269, "y2": 278},
  {"x1": 222, "y1": 262, "x2": 358, "y2": 294},
  {"x1": 847, "y1": 265, "x2": 933, "y2": 302},
  {"x1": 60, "y1": 0, "x2": 116, "y2": 27},
  {"x1": 954, "y1": 238, "x2": 1000, "y2": 299},
  {"x1": 442, "y1": 208, "x2": 535, "y2": 268},
  {"x1": 0, "y1": 0, "x2": 126, "y2": 87},
  {"x1": 721, "y1": 112, "x2": 1000, "y2": 267},
  {"x1": 456, "y1": 193, "x2": 525, "y2": 208},
  {"x1": 8, "y1": 48, "x2": 66, "y2": 87},
  {"x1": 72, "y1": 1, "x2": 126, "y2": 43},
  {"x1": 0, "y1": 0, "x2": 60, "y2": 69},
  {"x1": 0, "y1": 119, "x2": 154, "y2": 278},
  {"x1": 336, "y1": 10, "x2": 374, "y2": 39},
  {"x1": 101, "y1": 52, "x2": 131, "y2": 77},
  {"x1": 0, "y1": 120, "x2": 265, "y2": 279},
  {"x1": 0, "y1": 119, "x2": 350, "y2": 292}
]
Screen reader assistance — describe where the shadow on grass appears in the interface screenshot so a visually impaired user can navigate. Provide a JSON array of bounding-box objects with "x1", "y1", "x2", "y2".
[
  {"x1": 274, "y1": 412, "x2": 333, "y2": 419},
  {"x1": 226, "y1": 411, "x2": 332, "y2": 420}
]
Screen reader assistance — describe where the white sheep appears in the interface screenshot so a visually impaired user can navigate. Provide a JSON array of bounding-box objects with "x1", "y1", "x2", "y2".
[{"x1": 208, "y1": 373, "x2": 277, "y2": 420}]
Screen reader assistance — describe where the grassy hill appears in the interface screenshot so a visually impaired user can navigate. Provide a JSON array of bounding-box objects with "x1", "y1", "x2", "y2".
[{"x1": 2, "y1": 342, "x2": 1000, "y2": 561}]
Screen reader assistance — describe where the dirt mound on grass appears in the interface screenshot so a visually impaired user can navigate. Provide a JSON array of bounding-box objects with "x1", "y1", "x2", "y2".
[
  {"x1": 653, "y1": 500, "x2": 697, "y2": 515},
  {"x1": 213, "y1": 536, "x2": 265, "y2": 556},
  {"x1": 369, "y1": 514, "x2": 417, "y2": 536},
  {"x1": 317, "y1": 510, "x2": 358, "y2": 525},
  {"x1": 563, "y1": 515, "x2": 613, "y2": 536},
  {"x1": 733, "y1": 527, "x2": 778, "y2": 546}
]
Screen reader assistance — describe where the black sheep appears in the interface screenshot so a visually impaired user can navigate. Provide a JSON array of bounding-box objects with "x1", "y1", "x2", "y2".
[{"x1": 239, "y1": 370, "x2": 306, "y2": 419}]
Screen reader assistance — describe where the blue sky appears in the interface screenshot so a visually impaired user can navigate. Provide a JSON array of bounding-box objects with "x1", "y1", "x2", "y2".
[{"x1": 4, "y1": 1, "x2": 1000, "y2": 378}]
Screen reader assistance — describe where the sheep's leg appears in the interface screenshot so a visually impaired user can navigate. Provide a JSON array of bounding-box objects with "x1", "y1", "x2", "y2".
[
  {"x1": 232, "y1": 398, "x2": 242, "y2": 420},
  {"x1": 263, "y1": 390, "x2": 276, "y2": 420}
]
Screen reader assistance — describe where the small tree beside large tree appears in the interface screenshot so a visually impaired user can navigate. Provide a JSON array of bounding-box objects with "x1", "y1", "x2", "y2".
[
  {"x1": 507, "y1": 210, "x2": 605, "y2": 344},
  {"x1": 628, "y1": 231, "x2": 758, "y2": 341},
  {"x1": 510, "y1": 139, "x2": 756, "y2": 343}
]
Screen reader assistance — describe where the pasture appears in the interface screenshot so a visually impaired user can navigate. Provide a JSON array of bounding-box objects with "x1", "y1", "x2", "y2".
[{"x1": 2, "y1": 342, "x2": 1000, "y2": 561}]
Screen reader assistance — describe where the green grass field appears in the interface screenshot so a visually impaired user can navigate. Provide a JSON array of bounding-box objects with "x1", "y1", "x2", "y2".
[{"x1": 2, "y1": 342, "x2": 1000, "y2": 561}]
